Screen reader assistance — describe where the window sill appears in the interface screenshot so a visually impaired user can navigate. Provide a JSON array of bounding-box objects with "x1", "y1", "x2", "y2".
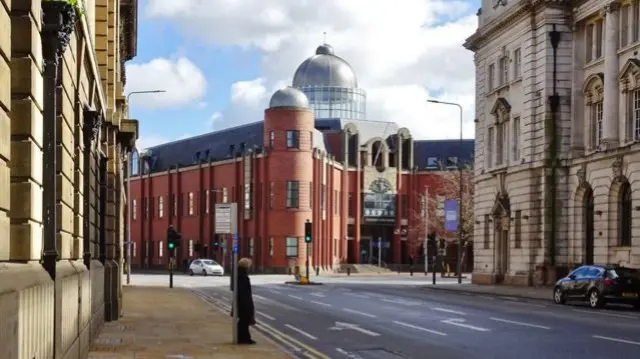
[
  {"x1": 487, "y1": 83, "x2": 510, "y2": 97},
  {"x1": 510, "y1": 77, "x2": 522, "y2": 85},
  {"x1": 617, "y1": 42, "x2": 639, "y2": 56},
  {"x1": 487, "y1": 164, "x2": 508, "y2": 174},
  {"x1": 582, "y1": 58, "x2": 604, "y2": 70}
]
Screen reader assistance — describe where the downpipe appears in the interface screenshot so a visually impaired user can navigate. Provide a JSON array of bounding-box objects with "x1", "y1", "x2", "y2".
[{"x1": 547, "y1": 25, "x2": 561, "y2": 273}]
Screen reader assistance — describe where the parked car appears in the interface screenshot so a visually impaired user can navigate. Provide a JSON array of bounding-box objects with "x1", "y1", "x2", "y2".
[
  {"x1": 189, "y1": 259, "x2": 225, "y2": 276},
  {"x1": 553, "y1": 265, "x2": 640, "y2": 309}
]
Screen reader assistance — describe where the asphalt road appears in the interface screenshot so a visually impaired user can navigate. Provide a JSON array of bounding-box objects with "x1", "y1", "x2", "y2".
[{"x1": 198, "y1": 281, "x2": 640, "y2": 359}]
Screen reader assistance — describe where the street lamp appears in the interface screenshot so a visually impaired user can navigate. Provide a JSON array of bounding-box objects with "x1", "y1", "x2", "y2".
[
  {"x1": 126, "y1": 90, "x2": 167, "y2": 116},
  {"x1": 427, "y1": 99, "x2": 464, "y2": 284}
]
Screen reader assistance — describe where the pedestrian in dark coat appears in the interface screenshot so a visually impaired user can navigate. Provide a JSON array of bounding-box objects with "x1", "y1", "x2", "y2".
[{"x1": 233, "y1": 257, "x2": 256, "y2": 344}]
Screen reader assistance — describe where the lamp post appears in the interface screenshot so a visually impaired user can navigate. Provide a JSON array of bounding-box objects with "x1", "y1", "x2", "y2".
[
  {"x1": 124, "y1": 89, "x2": 166, "y2": 284},
  {"x1": 427, "y1": 99, "x2": 464, "y2": 284}
]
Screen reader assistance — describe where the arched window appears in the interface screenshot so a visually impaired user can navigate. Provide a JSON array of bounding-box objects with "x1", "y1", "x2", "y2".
[
  {"x1": 583, "y1": 73, "x2": 604, "y2": 150},
  {"x1": 618, "y1": 59, "x2": 640, "y2": 142},
  {"x1": 371, "y1": 141, "x2": 384, "y2": 171},
  {"x1": 619, "y1": 182, "x2": 632, "y2": 247}
]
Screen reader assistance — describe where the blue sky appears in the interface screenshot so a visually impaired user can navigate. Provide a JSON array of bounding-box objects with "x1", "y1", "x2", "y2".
[{"x1": 125, "y1": 0, "x2": 481, "y2": 149}]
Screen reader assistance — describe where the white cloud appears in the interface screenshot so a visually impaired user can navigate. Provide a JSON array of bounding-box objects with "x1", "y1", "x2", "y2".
[
  {"x1": 137, "y1": 134, "x2": 170, "y2": 150},
  {"x1": 125, "y1": 57, "x2": 207, "y2": 109},
  {"x1": 145, "y1": 0, "x2": 478, "y2": 139}
]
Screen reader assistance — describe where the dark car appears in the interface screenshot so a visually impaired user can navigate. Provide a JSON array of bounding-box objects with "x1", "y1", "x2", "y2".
[{"x1": 553, "y1": 265, "x2": 640, "y2": 309}]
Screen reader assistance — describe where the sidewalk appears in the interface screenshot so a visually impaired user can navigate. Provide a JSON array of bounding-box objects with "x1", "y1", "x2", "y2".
[
  {"x1": 425, "y1": 283, "x2": 552, "y2": 301},
  {"x1": 88, "y1": 286, "x2": 291, "y2": 359}
]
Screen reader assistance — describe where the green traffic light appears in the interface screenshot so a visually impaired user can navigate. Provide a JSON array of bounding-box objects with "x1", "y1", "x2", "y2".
[
  {"x1": 168, "y1": 242, "x2": 175, "y2": 250},
  {"x1": 305, "y1": 236, "x2": 311, "y2": 243}
]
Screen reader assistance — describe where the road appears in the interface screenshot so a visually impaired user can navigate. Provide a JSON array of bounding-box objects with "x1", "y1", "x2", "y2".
[{"x1": 194, "y1": 278, "x2": 640, "y2": 359}]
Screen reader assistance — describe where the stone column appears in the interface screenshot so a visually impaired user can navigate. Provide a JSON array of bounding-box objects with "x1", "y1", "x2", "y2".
[
  {"x1": 602, "y1": 2, "x2": 620, "y2": 148},
  {"x1": 570, "y1": 25, "x2": 585, "y2": 154},
  {"x1": 83, "y1": 109, "x2": 101, "y2": 268}
]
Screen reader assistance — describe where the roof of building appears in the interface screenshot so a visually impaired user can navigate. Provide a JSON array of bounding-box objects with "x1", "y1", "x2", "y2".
[
  {"x1": 269, "y1": 87, "x2": 309, "y2": 109},
  {"x1": 293, "y1": 44, "x2": 359, "y2": 89}
]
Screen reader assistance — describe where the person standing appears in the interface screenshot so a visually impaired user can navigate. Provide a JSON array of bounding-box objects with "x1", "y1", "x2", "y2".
[{"x1": 233, "y1": 257, "x2": 256, "y2": 344}]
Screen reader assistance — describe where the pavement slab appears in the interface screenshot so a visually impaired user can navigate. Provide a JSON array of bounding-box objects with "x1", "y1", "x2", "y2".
[{"x1": 88, "y1": 286, "x2": 292, "y2": 359}]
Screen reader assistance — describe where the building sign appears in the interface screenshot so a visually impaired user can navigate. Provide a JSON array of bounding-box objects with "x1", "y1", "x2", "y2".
[
  {"x1": 363, "y1": 177, "x2": 396, "y2": 224},
  {"x1": 444, "y1": 199, "x2": 459, "y2": 232}
]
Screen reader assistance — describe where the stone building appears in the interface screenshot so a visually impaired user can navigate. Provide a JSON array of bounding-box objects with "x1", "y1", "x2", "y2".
[
  {"x1": 0, "y1": 0, "x2": 138, "y2": 358},
  {"x1": 465, "y1": 0, "x2": 640, "y2": 286}
]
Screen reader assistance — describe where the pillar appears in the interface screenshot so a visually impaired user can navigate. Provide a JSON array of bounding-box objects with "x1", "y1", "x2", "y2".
[
  {"x1": 602, "y1": 2, "x2": 620, "y2": 148},
  {"x1": 570, "y1": 24, "x2": 585, "y2": 153}
]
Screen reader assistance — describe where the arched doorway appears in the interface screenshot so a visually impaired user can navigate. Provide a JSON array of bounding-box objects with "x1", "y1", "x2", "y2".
[
  {"x1": 583, "y1": 187, "x2": 594, "y2": 265},
  {"x1": 620, "y1": 182, "x2": 632, "y2": 247},
  {"x1": 491, "y1": 194, "x2": 510, "y2": 283}
]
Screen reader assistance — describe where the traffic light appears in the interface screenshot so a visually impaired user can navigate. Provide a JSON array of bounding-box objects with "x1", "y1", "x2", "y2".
[
  {"x1": 304, "y1": 221, "x2": 312, "y2": 243},
  {"x1": 167, "y1": 226, "x2": 182, "y2": 253},
  {"x1": 427, "y1": 232, "x2": 436, "y2": 243},
  {"x1": 212, "y1": 239, "x2": 219, "y2": 250}
]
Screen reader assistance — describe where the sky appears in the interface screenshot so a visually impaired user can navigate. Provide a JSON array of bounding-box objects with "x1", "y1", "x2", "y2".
[{"x1": 125, "y1": 0, "x2": 481, "y2": 150}]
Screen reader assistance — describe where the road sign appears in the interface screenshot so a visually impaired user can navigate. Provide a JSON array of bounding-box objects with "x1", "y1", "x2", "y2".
[
  {"x1": 215, "y1": 203, "x2": 238, "y2": 234},
  {"x1": 232, "y1": 233, "x2": 238, "y2": 254},
  {"x1": 444, "y1": 199, "x2": 459, "y2": 232}
]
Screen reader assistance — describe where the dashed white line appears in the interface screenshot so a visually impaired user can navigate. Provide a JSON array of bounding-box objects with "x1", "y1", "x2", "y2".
[
  {"x1": 573, "y1": 309, "x2": 639, "y2": 319},
  {"x1": 310, "y1": 292, "x2": 325, "y2": 297},
  {"x1": 478, "y1": 295, "x2": 495, "y2": 300},
  {"x1": 311, "y1": 300, "x2": 332, "y2": 307},
  {"x1": 288, "y1": 294, "x2": 303, "y2": 300},
  {"x1": 257, "y1": 312, "x2": 276, "y2": 320},
  {"x1": 593, "y1": 335, "x2": 640, "y2": 346},
  {"x1": 336, "y1": 348, "x2": 364, "y2": 358},
  {"x1": 285, "y1": 324, "x2": 317, "y2": 340},
  {"x1": 269, "y1": 290, "x2": 282, "y2": 295},
  {"x1": 489, "y1": 317, "x2": 551, "y2": 330},
  {"x1": 507, "y1": 301, "x2": 547, "y2": 308},
  {"x1": 345, "y1": 293, "x2": 370, "y2": 298},
  {"x1": 343, "y1": 308, "x2": 377, "y2": 318},
  {"x1": 393, "y1": 321, "x2": 447, "y2": 336},
  {"x1": 433, "y1": 307, "x2": 466, "y2": 315}
]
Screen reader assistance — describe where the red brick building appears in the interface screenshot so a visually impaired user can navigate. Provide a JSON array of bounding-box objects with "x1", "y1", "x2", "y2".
[{"x1": 128, "y1": 44, "x2": 474, "y2": 273}]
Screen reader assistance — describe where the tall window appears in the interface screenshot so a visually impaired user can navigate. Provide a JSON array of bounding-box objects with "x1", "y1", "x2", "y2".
[
  {"x1": 586, "y1": 23, "x2": 594, "y2": 62},
  {"x1": 172, "y1": 194, "x2": 177, "y2": 216},
  {"x1": 249, "y1": 238, "x2": 254, "y2": 257},
  {"x1": 286, "y1": 181, "x2": 299, "y2": 208},
  {"x1": 321, "y1": 184, "x2": 326, "y2": 210},
  {"x1": 269, "y1": 131, "x2": 275, "y2": 147},
  {"x1": 158, "y1": 196, "x2": 164, "y2": 218},
  {"x1": 222, "y1": 187, "x2": 228, "y2": 203},
  {"x1": 159, "y1": 241, "x2": 164, "y2": 257},
  {"x1": 143, "y1": 198, "x2": 149, "y2": 218},
  {"x1": 593, "y1": 101, "x2": 604, "y2": 148},
  {"x1": 632, "y1": 90, "x2": 640, "y2": 141},
  {"x1": 204, "y1": 190, "x2": 210, "y2": 213},
  {"x1": 188, "y1": 192, "x2": 194, "y2": 215},
  {"x1": 495, "y1": 122, "x2": 505, "y2": 166},
  {"x1": 269, "y1": 237, "x2": 274, "y2": 256},
  {"x1": 620, "y1": 182, "x2": 632, "y2": 247},
  {"x1": 132, "y1": 199, "x2": 137, "y2": 220},
  {"x1": 621, "y1": 4, "x2": 630, "y2": 47},
  {"x1": 348, "y1": 192, "x2": 354, "y2": 217},
  {"x1": 286, "y1": 130, "x2": 299, "y2": 149},
  {"x1": 286, "y1": 237, "x2": 299, "y2": 257},
  {"x1": 499, "y1": 56, "x2": 509, "y2": 85},
  {"x1": 512, "y1": 117, "x2": 521, "y2": 161},
  {"x1": 488, "y1": 64, "x2": 495, "y2": 91},
  {"x1": 635, "y1": 1, "x2": 640, "y2": 43},
  {"x1": 244, "y1": 183, "x2": 252, "y2": 210},
  {"x1": 487, "y1": 127, "x2": 494, "y2": 168},
  {"x1": 595, "y1": 20, "x2": 603, "y2": 59},
  {"x1": 513, "y1": 48, "x2": 521, "y2": 79}
]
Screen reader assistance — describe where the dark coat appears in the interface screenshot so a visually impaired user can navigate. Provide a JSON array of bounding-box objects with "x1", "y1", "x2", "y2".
[{"x1": 231, "y1": 266, "x2": 255, "y2": 321}]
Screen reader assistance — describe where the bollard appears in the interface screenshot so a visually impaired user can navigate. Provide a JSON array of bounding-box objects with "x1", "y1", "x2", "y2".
[
  {"x1": 347, "y1": 267, "x2": 351, "y2": 276},
  {"x1": 316, "y1": 267, "x2": 320, "y2": 276}
]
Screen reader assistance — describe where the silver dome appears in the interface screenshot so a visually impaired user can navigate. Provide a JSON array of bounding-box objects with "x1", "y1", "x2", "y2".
[
  {"x1": 292, "y1": 44, "x2": 358, "y2": 88},
  {"x1": 269, "y1": 86, "x2": 309, "y2": 109}
]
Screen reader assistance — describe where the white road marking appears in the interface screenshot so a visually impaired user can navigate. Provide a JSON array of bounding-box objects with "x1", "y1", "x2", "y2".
[
  {"x1": 478, "y1": 295, "x2": 495, "y2": 300},
  {"x1": 285, "y1": 324, "x2": 317, "y2": 340},
  {"x1": 441, "y1": 318, "x2": 490, "y2": 332},
  {"x1": 336, "y1": 348, "x2": 364, "y2": 358},
  {"x1": 269, "y1": 290, "x2": 282, "y2": 295},
  {"x1": 489, "y1": 317, "x2": 551, "y2": 330},
  {"x1": 381, "y1": 298, "x2": 421, "y2": 306},
  {"x1": 288, "y1": 295, "x2": 303, "y2": 300},
  {"x1": 507, "y1": 301, "x2": 547, "y2": 308},
  {"x1": 343, "y1": 308, "x2": 377, "y2": 318},
  {"x1": 345, "y1": 293, "x2": 370, "y2": 298},
  {"x1": 393, "y1": 321, "x2": 447, "y2": 336},
  {"x1": 257, "y1": 312, "x2": 276, "y2": 320},
  {"x1": 433, "y1": 307, "x2": 466, "y2": 315},
  {"x1": 310, "y1": 292, "x2": 325, "y2": 297},
  {"x1": 573, "y1": 309, "x2": 639, "y2": 319},
  {"x1": 331, "y1": 322, "x2": 380, "y2": 336},
  {"x1": 253, "y1": 294, "x2": 270, "y2": 301},
  {"x1": 311, "y1": 300, "x2": 332, "y2": 307},
  {"x1": 593, "y1": 335, "x2": 640, "y2": 346}
]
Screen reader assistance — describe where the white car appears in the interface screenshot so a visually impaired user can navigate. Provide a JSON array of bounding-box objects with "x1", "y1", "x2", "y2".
[{"x1": 189, "y1": 259, "x2": 224, "y2": 276}]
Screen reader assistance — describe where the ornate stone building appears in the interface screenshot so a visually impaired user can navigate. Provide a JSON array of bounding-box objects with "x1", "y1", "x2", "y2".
[
  {"x1": 465, "y1": 0, "x2": 640, "y2": 286},
  {"x1": 0, "y1": 0, "x2": 138, "y2": 358}
]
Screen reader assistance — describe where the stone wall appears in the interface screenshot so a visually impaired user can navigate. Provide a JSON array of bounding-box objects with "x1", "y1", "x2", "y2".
[{"x1": 0, "y1": 1, "x2": 138, "y2": 358}]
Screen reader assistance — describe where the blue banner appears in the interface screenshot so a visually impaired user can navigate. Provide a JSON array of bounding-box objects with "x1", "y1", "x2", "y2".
[{"x1": 444, "y1": 200, "x2": 459, "y2": 232}]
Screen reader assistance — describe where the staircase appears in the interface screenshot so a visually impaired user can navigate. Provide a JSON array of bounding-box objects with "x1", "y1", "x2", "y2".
[{"x1": 334, "y1": 263, "x2": 393, "y2": 274}]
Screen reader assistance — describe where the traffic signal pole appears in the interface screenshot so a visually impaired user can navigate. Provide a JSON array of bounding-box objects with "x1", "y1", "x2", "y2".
[
  {"x1": 304, "y1": 220, "x2": 312, "y2": 280},
  {"x1": 169, "y1": 250, "x2": 174, "y2": 289}
]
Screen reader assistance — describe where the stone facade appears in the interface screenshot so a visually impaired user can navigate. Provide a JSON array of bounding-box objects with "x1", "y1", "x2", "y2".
[
  {"x1": 465, "y1": 0, "x2": 640, "y2": 286},
  {"x1": 0, "y1": 1, "x2": 138, "y2": 358}
]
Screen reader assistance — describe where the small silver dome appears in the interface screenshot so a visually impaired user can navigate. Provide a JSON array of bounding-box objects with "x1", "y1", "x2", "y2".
[
  {"x1": 292, "y1": 43, "x2": 358, "y2": 88},
  {"x1": 269, "y1": 87, "x2": 309, "y2": 109}
]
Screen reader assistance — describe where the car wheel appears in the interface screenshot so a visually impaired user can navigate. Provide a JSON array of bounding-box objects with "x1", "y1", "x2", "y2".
[
  {"x1": 202, "y1": 269, "x2": 207, "y2": 276},
  {"x1": 588, "y1": 289, "x2": 604, "y2": 309},
  {"x1": 553, "y1": 287, "x2": 566, "y2": 305},
  {"x1": 189, "y1": 269, "x2": 194, "y2": 276}
]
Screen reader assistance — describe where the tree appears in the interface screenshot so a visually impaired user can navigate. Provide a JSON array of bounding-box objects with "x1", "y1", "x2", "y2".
[{"x1": 406, "y1": 166, "x2": 474, "y2": 269}]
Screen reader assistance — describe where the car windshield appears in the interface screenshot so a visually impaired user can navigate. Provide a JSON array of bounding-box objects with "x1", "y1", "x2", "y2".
[
  {"x1": 202, "y1": 260, "x2": 218, "y2": 266},
  {"x1": 607, "y1": 268, "x2": 640, "y2": 279}
]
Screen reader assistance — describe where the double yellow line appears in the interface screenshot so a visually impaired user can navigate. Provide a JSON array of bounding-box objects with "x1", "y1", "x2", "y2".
[{"x1": 194, "y1": 290, "x2": 330, "y2": 359}]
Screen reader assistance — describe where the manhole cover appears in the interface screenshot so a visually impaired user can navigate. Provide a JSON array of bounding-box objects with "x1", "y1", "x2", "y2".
[{"x1": 350, "y1": 349, "x2": 407, "y2": 359}]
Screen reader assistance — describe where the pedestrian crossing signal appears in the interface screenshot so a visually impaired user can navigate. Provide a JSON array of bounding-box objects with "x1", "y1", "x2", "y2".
[{"x1": 304, "y1": 221, "x2": 312, "y2": 243}]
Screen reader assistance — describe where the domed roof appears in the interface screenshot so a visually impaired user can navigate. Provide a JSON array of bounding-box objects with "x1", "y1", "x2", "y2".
[
  {"x1": 269, "y1": 86, "x2": 309, "y2": 109},
  {"x1": 292, "y1": 44, "x2": 358, "y2": 88}
]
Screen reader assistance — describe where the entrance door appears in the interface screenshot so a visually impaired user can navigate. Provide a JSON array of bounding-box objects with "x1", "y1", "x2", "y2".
[
  {"x1": 584, "y1": 188, "x2": 595, "y2": 265},
  {"x1": 494, "y1": 217, "x2": 509, "y2": 281}
]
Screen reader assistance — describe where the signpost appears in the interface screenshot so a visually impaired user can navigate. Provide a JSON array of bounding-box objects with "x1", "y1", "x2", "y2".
[
  {"x1": 214, "y1": 203, "x2": 238, "y2": 344},
  {"x1": 444, "y1": 199, "x2": 461, "y2": 284}
]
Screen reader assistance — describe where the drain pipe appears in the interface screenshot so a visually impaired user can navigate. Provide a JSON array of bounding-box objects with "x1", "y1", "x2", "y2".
[{"x1": 547, "y1": 24, "x2": 561, "y2": 272}]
